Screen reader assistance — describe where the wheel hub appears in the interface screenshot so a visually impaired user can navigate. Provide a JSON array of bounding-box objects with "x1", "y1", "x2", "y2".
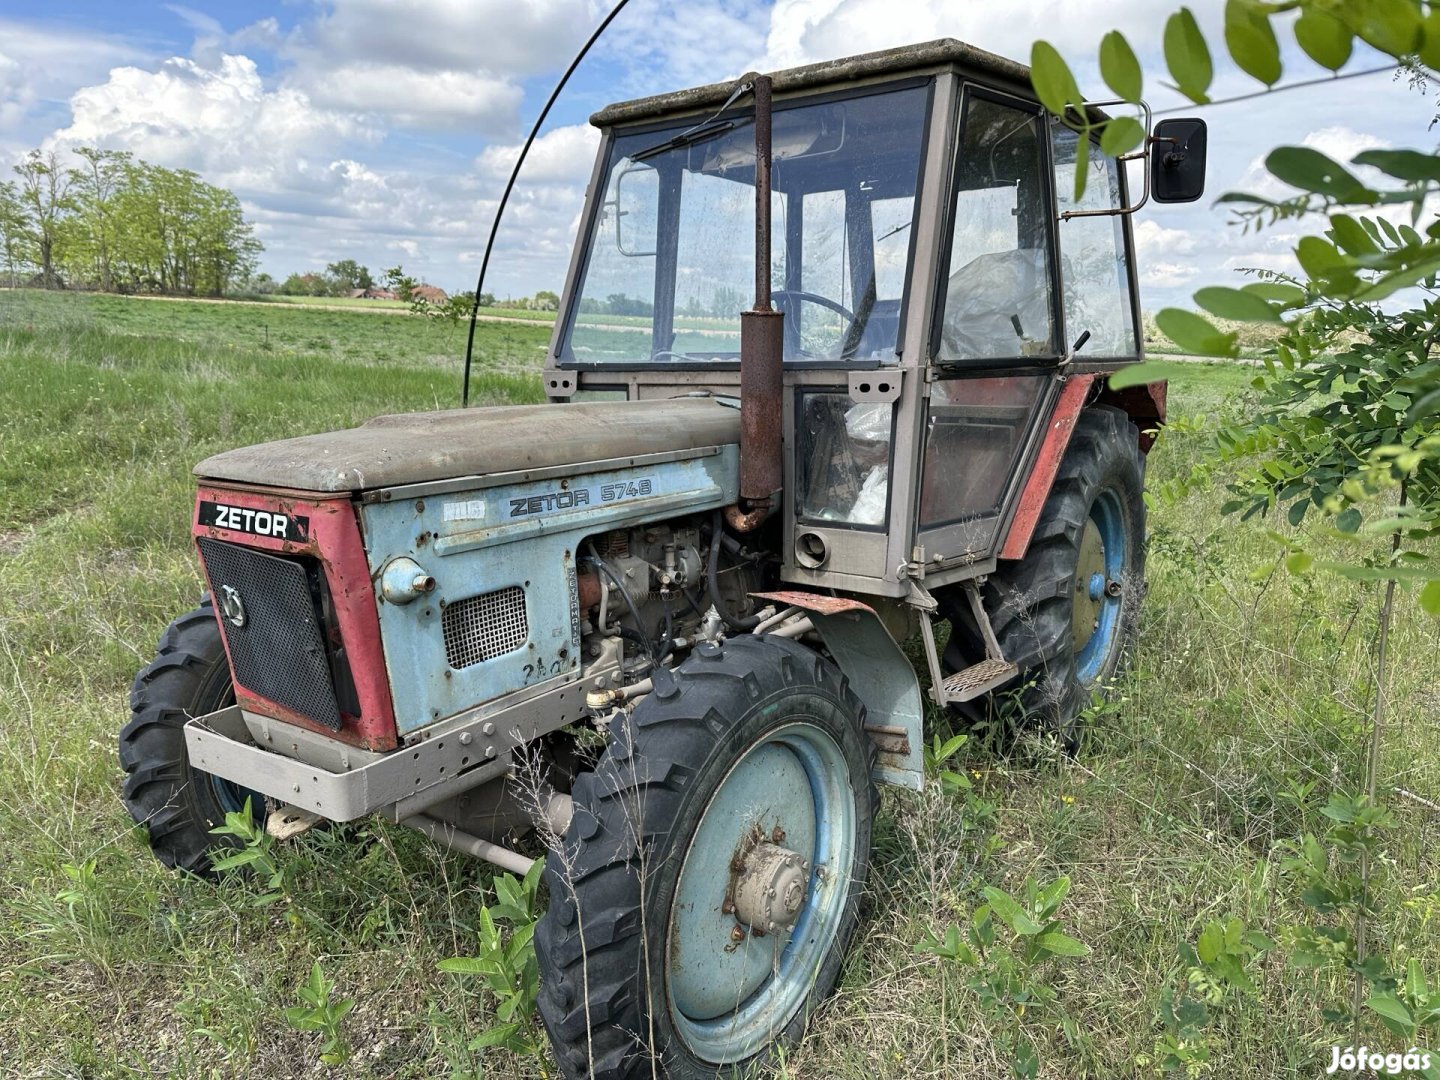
[{"x1": 732, "y1": 841, "x2": 808, "y2": 934}]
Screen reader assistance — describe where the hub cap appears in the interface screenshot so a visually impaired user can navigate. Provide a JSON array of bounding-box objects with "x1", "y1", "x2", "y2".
[
  {"x1": 666, "y1": 721, "x2": 856, "y2": 1063},
  {"x1": 1073, "y1": 488, "x2": 1127, "y2": 684}
]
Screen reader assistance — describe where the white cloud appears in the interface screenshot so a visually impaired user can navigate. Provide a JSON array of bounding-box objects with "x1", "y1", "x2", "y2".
[
  {"x1": 49, "y1": 54, "x2": 376, "y2": 193},
  {"x1": 283, "y1": 0, "x2": 602, "y2": 133},
  {"x1": 301, "y1": 64, "x2": 524, "y2": 132},
  {"x1": 477, "y1": 123, "x2": 599, "y2": 184},
  {"x1": 761, "y1": 0, "x2": 1173, "y2": 72}
]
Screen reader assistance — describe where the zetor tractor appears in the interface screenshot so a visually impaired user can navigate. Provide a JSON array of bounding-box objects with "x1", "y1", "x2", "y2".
[{"x1": 120, "y1": 40, "x2": 1204, "y2": 1080}]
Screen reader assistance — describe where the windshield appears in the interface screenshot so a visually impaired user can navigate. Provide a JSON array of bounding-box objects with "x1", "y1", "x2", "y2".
[{"x1": 560, "y1": 84, "x2": 931, "y2": 366}]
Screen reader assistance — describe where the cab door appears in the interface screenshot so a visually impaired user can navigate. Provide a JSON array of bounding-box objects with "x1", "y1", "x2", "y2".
[{"x1": 914, "y1": 88, "x2": 1062, "y2": 566}]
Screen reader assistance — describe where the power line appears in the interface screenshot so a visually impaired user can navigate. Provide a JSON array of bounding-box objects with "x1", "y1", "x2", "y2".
[{"x1": 1154, "y1": 63, "x2": 1402, "y2": 115}]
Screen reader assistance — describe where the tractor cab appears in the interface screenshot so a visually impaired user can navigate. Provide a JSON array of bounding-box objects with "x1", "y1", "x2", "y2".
[{"x1": 544, "y1": 39, "x2": 1166, "y2": 599}]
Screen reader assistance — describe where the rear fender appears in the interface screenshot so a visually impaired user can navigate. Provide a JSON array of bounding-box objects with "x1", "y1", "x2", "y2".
[{"x1": 752, "y1": 590, "x2": 924, "y2": 791}]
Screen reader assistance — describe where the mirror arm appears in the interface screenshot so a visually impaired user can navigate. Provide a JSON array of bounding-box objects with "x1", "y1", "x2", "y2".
[{"x1": 1058, "y1": 98, "x2": 1152, "y2": 222}]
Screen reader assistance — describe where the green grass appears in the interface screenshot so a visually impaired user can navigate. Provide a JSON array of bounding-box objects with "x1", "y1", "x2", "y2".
[{"x1": 1, "y1": 291, "x2": 1437, "y2": 1078}]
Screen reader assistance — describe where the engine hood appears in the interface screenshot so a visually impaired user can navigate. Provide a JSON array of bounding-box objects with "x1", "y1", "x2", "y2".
[{"x1": 195, "y1": 397, "x2": 742, "y2": 494}]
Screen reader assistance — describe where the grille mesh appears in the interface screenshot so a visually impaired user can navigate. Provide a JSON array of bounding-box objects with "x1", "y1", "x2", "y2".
[
  {"x1": 196, "y1": 537, "x2": 342, "y2": 730},
  {"x1": 443, "y1": 586, "x2": 528, "y2": 669}
]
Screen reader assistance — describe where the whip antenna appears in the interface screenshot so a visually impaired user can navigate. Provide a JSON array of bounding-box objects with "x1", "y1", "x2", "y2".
[{"x1": 461, "y1": 0, "x2": 632, "y2": 406}]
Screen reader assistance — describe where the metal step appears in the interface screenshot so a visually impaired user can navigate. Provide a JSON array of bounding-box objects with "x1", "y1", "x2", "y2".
[{"x1": 939, "y1": 657, "x2": 1019, "y2": 704}]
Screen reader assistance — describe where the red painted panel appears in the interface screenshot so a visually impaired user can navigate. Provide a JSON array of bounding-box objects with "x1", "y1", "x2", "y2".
[
  {"x1": 193, "y1": 485, "x2": 398, "y2": 751},
  {"x1": 997, "y1": 373, "x2": 1096, "y2": 562}
]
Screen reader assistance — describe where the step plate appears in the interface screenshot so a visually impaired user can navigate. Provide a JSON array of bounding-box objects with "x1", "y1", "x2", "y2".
[{"x1": 940, "y1": 658, "x2": 1019, "y2": 703}]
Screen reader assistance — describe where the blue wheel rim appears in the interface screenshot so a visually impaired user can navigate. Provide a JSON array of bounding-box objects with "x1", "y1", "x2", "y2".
[
  {"x1": 665, "y1": 720, "x2": 857, "y2": 1063},
  {"x1": 206, "y1": 772, "x2": 265, "y2": 819},
  {"x1": 1074, "y1": 488, "x2": 1127, "y2": 684}
]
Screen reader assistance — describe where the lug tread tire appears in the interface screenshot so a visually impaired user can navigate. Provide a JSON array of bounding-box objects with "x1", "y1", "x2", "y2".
[
  {"x1": 119, "y1": 602, "x2": 243, "y2": 875},
  {"x1": 534, "y1": 635, "x2": 877, "y2": 1080}
]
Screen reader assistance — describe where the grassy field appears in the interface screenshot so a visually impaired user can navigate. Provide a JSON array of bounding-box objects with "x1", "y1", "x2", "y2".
[{"x1": 1, "y1": 290, "x2": 1437, "y2": 1079}]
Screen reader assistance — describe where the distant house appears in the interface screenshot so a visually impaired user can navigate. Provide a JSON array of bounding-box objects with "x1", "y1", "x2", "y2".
[
  {"x1": 410, "y1": 284, "x2": 449, "y2": 303},
  {"x1": 349, "y1": 287, "x2": 399, "y2": 300}
]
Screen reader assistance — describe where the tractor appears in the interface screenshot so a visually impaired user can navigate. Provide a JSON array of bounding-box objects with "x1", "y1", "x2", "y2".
[{"x1": 119, "y1": 38, "x2": 1205, "y2": 1080}]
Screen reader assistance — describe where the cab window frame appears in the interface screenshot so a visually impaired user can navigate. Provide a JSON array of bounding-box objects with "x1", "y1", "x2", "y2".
[
  {"x1": 926, "y1": 84, "x2": 1066, "y2": 370},
  {"x1": 554, "y1": 77, "x2": 937, "y2": 373}
]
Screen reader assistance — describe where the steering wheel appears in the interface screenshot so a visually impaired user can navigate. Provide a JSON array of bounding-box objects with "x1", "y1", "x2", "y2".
[{"x1": 770, "y1": 289, "x2": 860, "y2": 359}]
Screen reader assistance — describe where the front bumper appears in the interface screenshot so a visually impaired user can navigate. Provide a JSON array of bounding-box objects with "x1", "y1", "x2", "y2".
[{"x1": 184, "y1": 656, "x2": 615, "y2": 822}]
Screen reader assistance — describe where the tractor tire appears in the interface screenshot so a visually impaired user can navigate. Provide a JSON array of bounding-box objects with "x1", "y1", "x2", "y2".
[
  {"x1": 119, "y1": 602, "x2": 264, "y2": 875},
  {"x1": 534, "y1": 634, "x2": 876, "y2": 1080},
  {"x1": 943, "y1": 404, "x2": 1145, "y2": 739}
]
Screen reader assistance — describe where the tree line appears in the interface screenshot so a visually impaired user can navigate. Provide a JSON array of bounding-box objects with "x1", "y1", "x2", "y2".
[{"x1": 0, "y1": 148, "x2": 261, "y2": 297}]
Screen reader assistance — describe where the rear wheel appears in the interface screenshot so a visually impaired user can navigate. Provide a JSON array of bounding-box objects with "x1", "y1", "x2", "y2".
[
  {"x1": 119, "y1": 602, "x2": 265, "y2": 874},
  {"x1": 535, "y1": 634, "x2": 876, "y2": 1079},
  {"x1": 943, "y1": 404, "x2": 1145, "y2": 739}
]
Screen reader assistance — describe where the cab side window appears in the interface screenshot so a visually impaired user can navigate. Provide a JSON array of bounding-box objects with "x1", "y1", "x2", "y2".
[
  {"x1": 936, "y1": 95, "x2": 1055, "y2": 363},
  {"x1": 1052, "y1": 123, "x2": 1140, "y2": 358}
]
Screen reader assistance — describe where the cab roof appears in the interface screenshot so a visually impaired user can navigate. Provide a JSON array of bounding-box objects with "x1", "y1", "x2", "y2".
[{"x1": 589, "y1": 38, "x2": 1032, "y2": 129}]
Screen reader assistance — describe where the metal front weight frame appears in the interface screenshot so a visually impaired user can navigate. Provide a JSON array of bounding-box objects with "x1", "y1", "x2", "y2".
[{"x1": 184, "y1": 639, "x2": 623, "y2": 823}]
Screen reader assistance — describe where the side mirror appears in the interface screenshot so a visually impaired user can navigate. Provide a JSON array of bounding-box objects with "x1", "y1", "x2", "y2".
[{"x1": 1150, "y1": 117, "x2": 1207, "y2": 204}]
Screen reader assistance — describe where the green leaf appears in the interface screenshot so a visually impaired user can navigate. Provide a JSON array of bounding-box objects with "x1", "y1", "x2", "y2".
[
  {"x1": 1328, "y1": 214, "x2": 1379, "y2": 257},
  {"x1": 1164, "y1": 8, "x2": 1214, "y2": 103},
  {"x1": 1155, "y1": 308, "x2": 1240, "y2": 358},
  {"x1": 1423, "y1": 8, "x2": 1440, "y2": 69},
  {"x1": 1295, "y1": 236, "x2": 1351, "y2": 280},
  {"x1": 1351, "y1": 149, "x2": 1440, "y2": 183},
  {"x1": 1266, "y1": 147, "x2": 1373, "y2": 200},
  {"x1": 1420, "y1": 579, "x2": 1440, "y2": 618},
  {"x1": 1294, "y1": 7, "x2": 1353, "y2": 70},
  {"x1": 1107, "y1": 360, "x2": 1205, "y2": 390},
  {"x1": 982, "y1": 886, "x2": 1043, "y2": 936},
  {"x1": 1098, "y1": 31, "x2": 1143, "y2": 100},
  {"x1": 438, "y1": 957, "x2": 502, "y2": 976},
  {"x1": 1225, "y1": 0, "x2": 1282, "y2": 86},
  {"x1": 1335, "y1": 507, "x2": 1362, "y2": 534},
  {"x1": 1241, "y1": 281, "x2": 1307, "y2": 305},
  {"x1": 1194, "y1": 285, "x2": 1282, "y2": 323},
  {"x1": 1036, "y1": 931, "x2": 1091, "y2": 957},
  {"x1": 1030, "y1": 42, "x2": 1082, "y2": 116},
  {"x1": 469, "y1": 1022, "x2": 520, "y2": 1050},
  {"x1": 1286, "y1": 550, "x2": 1314, "y2": 574},
  {"x1": 1099, "y1": 116, "x2": 1145, "y2": 157},
  {"x1": 1353, "y1": 0, "x2": 1423, "y2": 57},
  {"x1": 1366, "y1": 990, "x2": 1415, "y2": 1030}
]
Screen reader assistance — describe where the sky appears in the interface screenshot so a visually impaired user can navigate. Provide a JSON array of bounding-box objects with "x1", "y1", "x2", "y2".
[{"x1": 0, "y1": 0, "x2": 1434, "y2": 309}]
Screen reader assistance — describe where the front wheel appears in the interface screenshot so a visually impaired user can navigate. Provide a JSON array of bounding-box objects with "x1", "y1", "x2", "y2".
[
  {"x1": 119, "y1": 602, "x2": 265, "y2": 874},
  {"x1": 534, "y1": 635, "x2": 877, "y2": 1079}
]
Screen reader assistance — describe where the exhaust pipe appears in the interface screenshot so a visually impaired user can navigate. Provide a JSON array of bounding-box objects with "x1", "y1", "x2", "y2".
[{"x1": 735, "y1": 72, "x2": 783, "y2": 532}]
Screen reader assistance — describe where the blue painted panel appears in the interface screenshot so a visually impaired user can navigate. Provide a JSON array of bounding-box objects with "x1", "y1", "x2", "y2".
[{"x1": 360, "y1": 450, "x2": 739, "y2": 733}]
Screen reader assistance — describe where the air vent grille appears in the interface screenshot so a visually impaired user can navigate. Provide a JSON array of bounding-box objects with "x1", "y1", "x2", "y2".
[{"x1": 443, "y1": 586, "x2": 528, "y2": 669}]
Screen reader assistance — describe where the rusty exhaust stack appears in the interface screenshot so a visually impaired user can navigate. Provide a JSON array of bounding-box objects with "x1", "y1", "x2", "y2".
[{"x1": 733, "y1": 72, "x2": 783, "y2": 533}]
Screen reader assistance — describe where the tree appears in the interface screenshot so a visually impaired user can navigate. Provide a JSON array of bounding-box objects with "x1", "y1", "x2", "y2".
[
  {"x1": 0, "y1": 181, "x2": 26, "y2": 288},
  {"x1": 532, "y1": 289, "x2": 560, "y2": 311},
  {"x1": 326, "y1": 259, "x2": 373, "y2": 292},
  {"x1": 67, "y1": 147, "x2": 130, "y2": 292},
  {"x1": 383, "y1": 265, "x2": 418, "y2": 302},
  {"x1": 14, "y1": 150, "x2": 74, "y2": 289},
  {"x1": 1032, "y1": 4, "x2": 1440, "y2": 1058}
]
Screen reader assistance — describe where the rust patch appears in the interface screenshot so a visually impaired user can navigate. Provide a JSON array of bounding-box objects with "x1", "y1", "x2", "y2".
[{"x1": 750, "y1": 590, "x2": 875, "y2": 617}]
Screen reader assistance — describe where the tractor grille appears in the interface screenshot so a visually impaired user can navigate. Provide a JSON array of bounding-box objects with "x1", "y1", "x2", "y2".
[
  {"x1": 443, "y1": 586, "x2": 528, "y2": 669},
  {"x1": 196, "y1": 538, "x2": 343, "y2": 730}
]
